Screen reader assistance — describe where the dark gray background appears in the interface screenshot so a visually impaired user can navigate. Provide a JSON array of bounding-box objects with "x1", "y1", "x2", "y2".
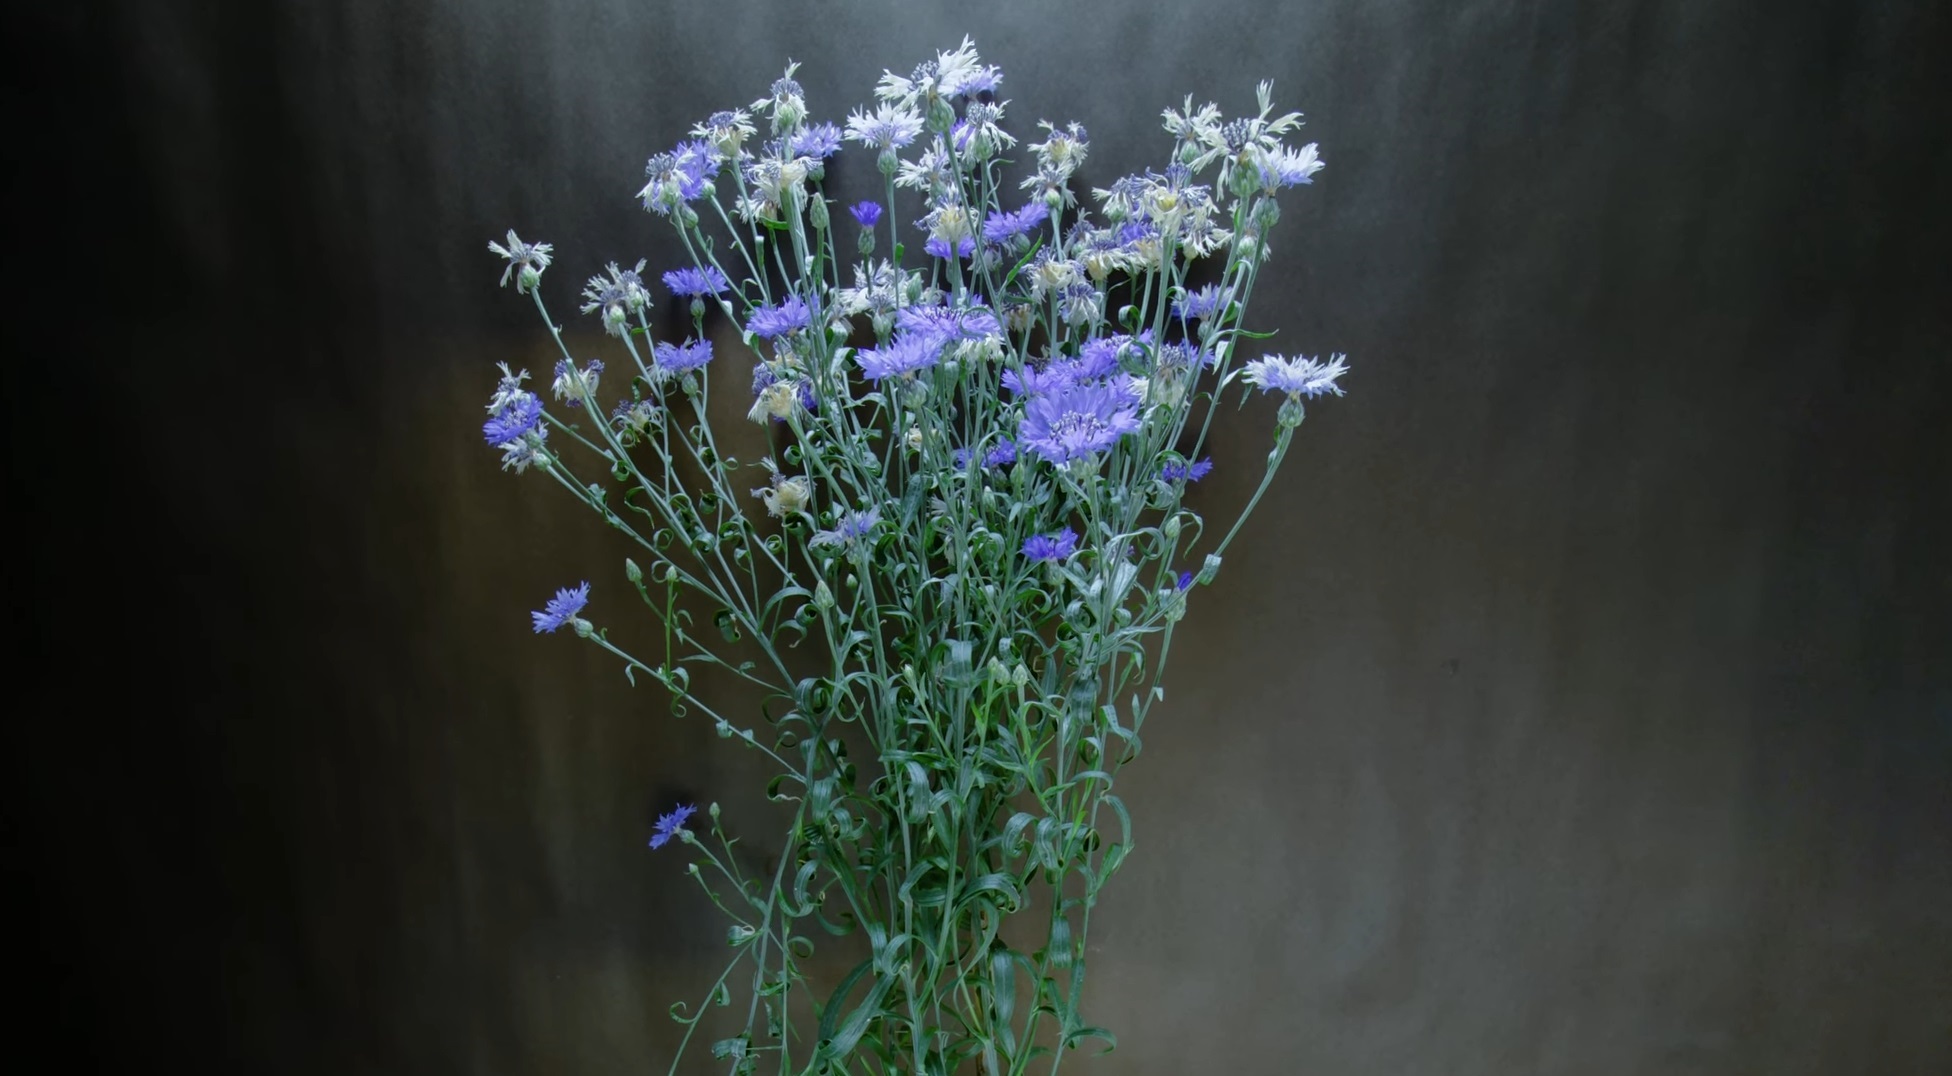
[{"x1": 18, "y1": 0, "x2": 1950, "y2": 1073}]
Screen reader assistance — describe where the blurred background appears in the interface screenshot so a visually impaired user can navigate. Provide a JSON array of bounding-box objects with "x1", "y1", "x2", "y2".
[{"x1": 16, "y1": 0, "x2": 1950, "y2": 1073}]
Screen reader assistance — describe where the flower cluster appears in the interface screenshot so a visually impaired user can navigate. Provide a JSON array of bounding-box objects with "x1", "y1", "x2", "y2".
[{"x1": 477, "y1": 39, "x2": 1351, "y2": 1075}]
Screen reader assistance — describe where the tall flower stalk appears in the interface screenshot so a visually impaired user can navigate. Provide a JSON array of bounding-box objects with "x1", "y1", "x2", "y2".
[{"x1": 480, "y1": 39, "x2": 1346, "y2": 1076}]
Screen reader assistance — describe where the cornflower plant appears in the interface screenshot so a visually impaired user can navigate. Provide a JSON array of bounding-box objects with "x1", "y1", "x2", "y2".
[{"x1": 479, "y1": 39, "x2": 1347, "y2": 1076}]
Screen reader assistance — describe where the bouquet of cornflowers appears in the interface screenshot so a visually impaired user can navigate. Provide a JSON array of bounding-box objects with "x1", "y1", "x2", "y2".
[{"x1": 481, "y1": 39, "x2": 1346, "y2": 1076}]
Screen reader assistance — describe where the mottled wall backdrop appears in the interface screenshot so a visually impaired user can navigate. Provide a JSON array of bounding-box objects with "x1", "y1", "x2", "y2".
[{"x1": 20, "y1": 1, "x2": 1949, "y2": 1074}]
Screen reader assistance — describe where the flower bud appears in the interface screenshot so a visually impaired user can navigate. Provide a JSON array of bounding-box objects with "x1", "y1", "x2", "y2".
[
  {"x1": 1197, "y1": 553, "x2": 1222, "y2": 585},
  {"x1": 690, "y1": 297, "x2": 706, "y2": 319},
  {"x1": 807, "y1": 196, "x2": 830, "y2": 231},
  {"x1": 728, "y1": 925, "x2": 757, "y2": 946},
  {"x1": 571, "y1": 617, "x2": 594, "y2": 638},
  {"x1": 858, "y1": 229, "x2": 876, "y2": 256},
  {"x1": 813, "y1": 579, "x2": 836, "y2": 612},
  {"x1": 1162, "y1": 515, "x2": 1181, "y2": 542},
  {"x1": 625, "y1": 558, "x2": 643, "y2": 584},
  {"x1": 878, "y1": 147, "x2": 900, "y2": 175},
  {"x1": 927, "y1": 97, "x2": 955, "y2": 132}
]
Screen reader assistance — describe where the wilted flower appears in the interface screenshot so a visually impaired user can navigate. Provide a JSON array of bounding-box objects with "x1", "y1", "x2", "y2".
[
  {"x1": 551, "y1": 359, "x2": 604, "y2": 408},
  {"x1": 487, "y1": 229, "x2": 553, "y2": 293},
  {"x1": 752, "y1": 472, "x2": 813, "y2": 517}
]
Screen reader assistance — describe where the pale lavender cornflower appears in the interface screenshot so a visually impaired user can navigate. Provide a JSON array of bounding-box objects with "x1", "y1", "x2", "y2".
[
  {"x1": 844, "y1": 103, "x2": 924, "y2": 150},
  {"x1": 850, "y1": 201, "x2": 882, "y2": 227},
  {"x1": 649, "y1": 803, "x2": 696, "y2": 849},
  {"x1": 663, "y1": 265, "x2": 729, "y2": 298},
  {"x1": 654, "y1": 339, "x2": 714, "y2": 373},
  {"x1": 982, "y1": 201, "x2": 1050, "y2": 243},
  {"x1": 1242, "y1": 353, "x2": 1349, "y2": 399},
  {"x1": 1021, "y1": 528, "x2": 1078, "y2": 562},
  {"x1": 639, "y1": 141, "x2": 720, "y2": 215},
  {"x1": 1018, "y1": 381, "x2": 1142, "y2": 464},
  {"x1": 856, "y1": 335, "x2": 943, "y2": 380},
  {"x1": 1254, "y1": 142, "x2": 1325, "y2": 189},
  {"x1": 531, "y1": 581, "x2": 590, "y2": 634},
  {"x1": 809, "y1": 506, "x2": 881, "y2": 549},
  {"x1": 1171, "y1": 284, "x2": 1231, "y2": 321},
  {"x1": 487, "y1": 229, "x2": 553, "y2": 293},
  {"x1": 789, "y1": 122, "x2": 843, "y2": 159},
  {"x1": 747, "y1": 295, "x2": 812, "y2": 338},
  {"x1": 691, "y1": 110, "x2": 757, "y2": 159},
  {"x1": 876, "y1": 39, "x2": 1000, "y2": 107},
  {"x1": 551, "y1": 358, "x2": 604, "y2": 408},
  {"x1": 1160, "y1": 457, "x2": 1214, "y2": 482}
]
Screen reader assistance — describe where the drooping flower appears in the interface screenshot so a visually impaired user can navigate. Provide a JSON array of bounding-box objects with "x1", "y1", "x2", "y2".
[
  {"x1": 849, "y1": 201, "x2": 883, "y2": 227},
  {"x1": 1242, "y1": 353, "x2": 1349, "y2": 399},
  {"x1": 789, "y1": 121, "x2": 844, "y2": 159},
  {"x1": 747, "y1": 295, "x2": 812, "y2": 338},
  {"x1": 531, "y1": 581, "x2": 590, "y2": 634},
  {"x1": 1018, "y1": 381, "x2": 1142, "y2": 464},
  {"x1": 663, "y1": 265, "x2": 730, "y2": 298},
  {"x1": 809, "y1": 506, "x2": 881, "y2": 549},
  {"x1": 1160, "y1": 457, "x2": 1214, "y2": 483},
  {"x1": 1022, "y1": 528, "x2": 1079, "y2": 562},
  {"x1": 856, "y1": 335, "x2": 943, "y2": 380},
  {"x1": 487, "y1": 229, "x2": 553, "y2": 293},
  {"x1": 649, "y1": 803, "x2": 696, "y2": 849},
  {"x1": 551, "y1": 359, "x2": 604, "y2": 408},
  {"x1": 483, "y1": 393, "x2": 544, "y2": 445},
  {"x1": 654, "y1": 339, "x2": 714, "y2": 373}
]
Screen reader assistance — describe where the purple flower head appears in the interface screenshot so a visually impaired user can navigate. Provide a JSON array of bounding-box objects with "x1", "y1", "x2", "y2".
[
  {"x1": 483, "y1": 394, "x2": 544, "y2": 445},
  {"x1": 663, "y1": 265, "x2": 729, "y2": 298},
  {"x1": 895, "y1": 301, "x2": 1001, "y2": 351},
  {"x1": 789, "y1": 122, "x2": 843, "y2": 159},
  {"x1": 850, "y1": 201, "x2": 883, "y2": 227},
  {"x1": 1018, "y1": 381, "x2": 1142, "y2": 464},
  {"x1": 856, "y1": 334, "x2": 943, "y2": 380},
  {"x1": 1242, "y1": 353, "x2": 1350, "y2": 399},
  {"x1": 810, "y1": 506, "x2": 881, "y2": 549},
  {"x1": 1022, "y1": 527, "x2": 1079, "y2": 563},
  {"x1": 649, "y1": 803, "x2": 697, "y2": 849},
  {"x1": 639, "y1": 141, "x2": 720, "y2": 214},
  {"x1": 924, "y1": 235, "x2": 976, "y2": 260},
  {"x1": 951, "y1": 446, "x2": 975, "y2": 470},
  {"x1": 654, "y1": 338, "x2": 714, "y2": 372},
  {"x1": 982, "y1": 202, "x2": 1051, "y2": 244},
  {"x1": 1001, "y1": 361, "x2": 1076, "y2": 397},
  {"x1": 983, "y1": 439, "x2": 1018, "y2": 467},
  {"x1": 1171, "y1": 284, "x2": 1231, "y2": 321},
  {"x1": 1160, "y1": 457, "x2": 1214, "y2": 483},
  {"x1": 531, "y1": 581, "x2": 590, "y2": 634},
  {"x1": 1077, "y1": 331, "x2": 1154, "y2": 379},
  {"x1": 1176, "y1": 570, "x2": 1195, "y2": 592},
  {"x1": 748, "y1": 295, "x2": 812, "y2": 339}
]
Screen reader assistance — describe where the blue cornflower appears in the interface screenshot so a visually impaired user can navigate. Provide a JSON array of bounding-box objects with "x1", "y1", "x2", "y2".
[
  {"x1": 1022, "y1": 528, "x2": 1079, "y2": 562},
  {"x1": 982, "y1": 202, "x2": 1050, "y2": 243},
  {"x1": 654, "y1": 339, "x2": 714, "y2": 373},
  {"x1": 983, "y1": 440, "x2": 1018, "y2": 467},
  {"x1": 1242, "y1": 353, "x2": 1349, "y2": 399},
  {"x1": 849, "y1": 201, "x2": 883, "y2": 227},
  {"x1": 649, "y1": 803, "x2": 697, "y2": 849},
  {"x1": 483, "y1": 394, "x2": 544, "y2": 445},
  {"x1": 1000, "y1": 361, "x2": 1076, "y2": 397},
  {"x1": 924, "y1": 235, "x2": 976, "y2": 260},
  {"x1": 1160, "y1": 457, "x2": 1214, "y2": 483},
  {"x1": 856, "y1": 335, "x2": 942, "y2": 380},
  {"x1": 531, "y1": 581, "x2": 590, "y2": 634},
  {"x1": 638, "y1": 141, "x2": 720, "y2": 215},
  {"x1": 895, "y1": 302, "x2": 1001, "y2": 351},
  {"x1": 789, "y1": 122, "x2": 843, "y2": 159},
  {"x1": 663, "y1": 265, "x2": 729, "y2": 298},
  {"x1": 809, "y1": 507, "x2": 881, "y2": 549},
  {"x1": 747, "y1": 295, "x2": 812, "y2": 338},
  {"x1": 1018, "y1": 381, "x2": 1142, "y2": 464},
  {"x1": 1171, "y1": 284, "x2": 1231, "y2": 321}
]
